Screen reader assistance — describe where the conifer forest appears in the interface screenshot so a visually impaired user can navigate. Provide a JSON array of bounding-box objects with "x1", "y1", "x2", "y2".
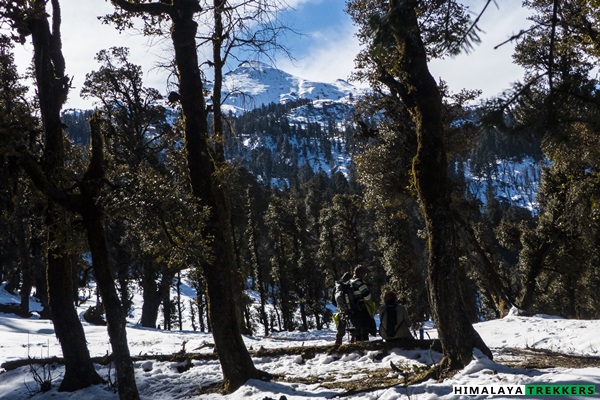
[{"x1": 1, "y1": 0, "x2": 600, "y2": 398}]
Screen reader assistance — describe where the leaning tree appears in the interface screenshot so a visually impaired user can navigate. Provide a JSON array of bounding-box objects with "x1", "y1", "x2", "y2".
[{"x1": 347, "y1": 0, "x2": 493, "y2": 371}]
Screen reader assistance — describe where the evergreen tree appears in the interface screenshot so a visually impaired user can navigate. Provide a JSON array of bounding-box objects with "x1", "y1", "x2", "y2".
[
  {"x1": 105, "y1": 0, "x2": 284, "y2": 388},
  {"x1": 265, "y1": 191, "x2": 298, "y2": 331},
  {"x1": 0, "y1": 35, "x2": 48, "y2": 317},
  {"x1": 487, "y1": 0, "x2": 600, "y2": 316},
  {"x1": 347, "y1": 0, "x2": 493, "y2": 369},
  {"x1": 81, "y1": 46, "x2": 199, "y2": 330}
]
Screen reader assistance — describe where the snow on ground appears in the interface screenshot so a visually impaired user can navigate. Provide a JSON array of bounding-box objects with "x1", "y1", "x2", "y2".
[{"x1": 0, "y1": 284, "x2": 599, "y2": 399}]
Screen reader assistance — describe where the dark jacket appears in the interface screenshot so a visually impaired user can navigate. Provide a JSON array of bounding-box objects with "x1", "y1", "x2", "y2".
[
  {"x1": 350, "y1": 277, "x2": 376, "y2": 336},
  {"x1": 378, "y1": 302, "x2": 413, "y2": 340}
]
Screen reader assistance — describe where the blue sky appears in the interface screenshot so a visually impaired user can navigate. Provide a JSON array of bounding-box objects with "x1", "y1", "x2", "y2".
[
  {"x1": 278, "y1": 0, "x2": 352, "y2": 59},
  {"x1": 10, "y1": 0, "x2": 529, "y2": 109},
  {"x1": 275, "y1": 0, "x2": 361, "y2": 85}
]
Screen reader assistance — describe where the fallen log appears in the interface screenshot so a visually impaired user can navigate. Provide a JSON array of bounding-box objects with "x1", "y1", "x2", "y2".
[
  {"x1": 1, "y1": 352, "x2": 219, "y2": 372},
  {"x1": 1, "y1": 338, "x2": 441, "y2": 371},
  {"x1": 253, "y1": 338, "x2": 441, "y2": 357}
]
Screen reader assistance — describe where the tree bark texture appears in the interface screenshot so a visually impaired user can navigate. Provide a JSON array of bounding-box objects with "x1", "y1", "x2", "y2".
[
  {"x1": 169, "y1": 10, "x2": 259, "y2": 390},
  {"x1": 45, "y1": 220, "x2": 105, "y2": 391},
  {"x1": 212, "y1": 0, "x2": 249, "y2": 334},
  {"x1": 519, "y1": 239, "x2": 553, "y2": 312},
  {"x1": 385, "y1": 0, "x2": 493, "y2": 368},
  {"x1": 17, "y1": 210, "x2": 33, "y2": 315},
  {"x1": 140, "y1": 260, "x2": 175, "y2": 328},
  {"x1": 81, "y1": 114, "x2": 140, "y2": 399},
  {"x1": 109, "y1": 0, "x2": 259, "y2": 390},
  {"x1": 455, "y1": 216, "x2": 514, "y2": 317},
  {"x1": 28, "y1": 0, "x2": 104, "y2": 390}
]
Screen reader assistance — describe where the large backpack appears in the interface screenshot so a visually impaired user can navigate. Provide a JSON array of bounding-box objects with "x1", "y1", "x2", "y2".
[
  {"x1": 379, "y1": 304, "x2": 400, "y2": 340},
  {"x1": 333, "y1": 277, "x2": 356, "y2": 314},
  {"x1": 379, "y1": 303, "x2": 412, "y2": 340}
]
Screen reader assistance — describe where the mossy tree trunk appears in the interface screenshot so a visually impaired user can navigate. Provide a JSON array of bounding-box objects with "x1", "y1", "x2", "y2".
[
  {"x1": 110, "y1": 0, "x2": 259, "y2": 391},
  {"x1": 140, "y1": 260, "x2": 176, "y2": 329},
  {"x1": 212, "y1": 0, "x2": 249, "y2": 335},
  {"x1": 170, "y1": 9, "x2": 259, "y2": 390},
  {"x1": 16, "y1": 4, "x2": 139, "y2": 395},
  {"x1": 383, "y1": 0, "x2": 493, "y2": 368}
]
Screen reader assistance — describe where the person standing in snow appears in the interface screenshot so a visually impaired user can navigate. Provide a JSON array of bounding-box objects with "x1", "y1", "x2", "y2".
[
  {"x1": 349, "y1": 265, "x2": 376, "y2": 341},
  {"x1": 332, "y1": 271, "x2": 352, "y2": 346}
]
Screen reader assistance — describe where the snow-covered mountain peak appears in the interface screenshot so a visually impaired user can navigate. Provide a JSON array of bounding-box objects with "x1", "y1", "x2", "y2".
[
  {"x1": 235, "y1": 59, "x2": 280, "y2": 72},
  {"x1": 220, "y1": 60, "x2": 368, "y2": 115}
]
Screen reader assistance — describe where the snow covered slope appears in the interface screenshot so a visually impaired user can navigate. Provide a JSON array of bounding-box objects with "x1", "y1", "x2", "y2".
[
  {"x1": 1, "y1": 284, "x2": 600, "y2": 399},
  {"x1": 218, "y1": 60, "x2": 367, "y2": 115}
]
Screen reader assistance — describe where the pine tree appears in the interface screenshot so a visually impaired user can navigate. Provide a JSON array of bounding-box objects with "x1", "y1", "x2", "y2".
[{"x1": 489, "y1": 0, "x2": 600, "y2": 317}]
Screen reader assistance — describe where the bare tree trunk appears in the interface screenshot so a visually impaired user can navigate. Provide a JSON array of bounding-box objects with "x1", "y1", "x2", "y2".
[
  {"x1": 17, "y1": 211, "x2": 33, "y2": 315},
  {"x1": 212, "y1": 0, "x2": 249, "y2": 336},
  {"x1": 140, "y1": 260, "x2": 175, "y2": 328},
  {"x1": 176, "y1": 272, "x2": 183, "y2": 331},
  {"x1": 109, "y1": 0, "x2": 261, "y2": 390},
  {"x1": 519, "y1": 238, "x2": 553, "y2": 312},
  {"x1": 455, "y1": 216, "x2": 514, "y2": 317},
  {"x1": 33, "y1": 239, "x2": 50, "y2": 319},
  {"x1": 197, "y1": 290, "x2": 207, "y2": 332}
]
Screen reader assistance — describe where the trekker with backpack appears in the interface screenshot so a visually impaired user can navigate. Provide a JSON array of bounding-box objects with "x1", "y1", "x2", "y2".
[
  {"x1": 349, "y1": 265, "x2": 376, "y2": 341},
  {"x1": 378, "y1": 291, "x2": 413, "y2": 340},
  {"x1": 332, "y1": 272, "x2": 353, "y2": 345}
]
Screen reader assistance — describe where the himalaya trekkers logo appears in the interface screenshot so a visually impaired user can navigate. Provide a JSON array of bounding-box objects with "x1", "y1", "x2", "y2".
[{"x1": 452, "y1": 384, "x2": 596, "y2": 396}]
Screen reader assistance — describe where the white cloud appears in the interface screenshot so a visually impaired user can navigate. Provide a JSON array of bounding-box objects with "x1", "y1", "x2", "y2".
[
  {"x1": 13, "y1": 0, "x2": 171, "y2": 109},
  {"x1": 283, "y1": 0, "x2": 324, "y2": 9},
  {"x1": 277, "y1": 0, "x2": 530, "y2": 97},
  {"x1": 276, "y1": 21, "x2": 362, "y2": 84},
  {"x1": 429, "y1": 2, "x2": 531, "y2": 99}
]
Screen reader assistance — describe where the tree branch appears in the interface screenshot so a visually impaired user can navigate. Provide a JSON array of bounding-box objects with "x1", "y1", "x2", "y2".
[
  {"x1": 109, "y1": 0, "x2": 175, "y2": 16},
  {"x1": 547, "y1": 0, "x2": 559, "y2": 94},
  {"x1": 459, "y1": 0, "x2": 494, "y2": 50},
  {"x1": 16, "y1": 150, "x2": 81, "y2": 211},
  {"x1": 494, "y1": 26, "x2": 537, "y2": 50}
]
